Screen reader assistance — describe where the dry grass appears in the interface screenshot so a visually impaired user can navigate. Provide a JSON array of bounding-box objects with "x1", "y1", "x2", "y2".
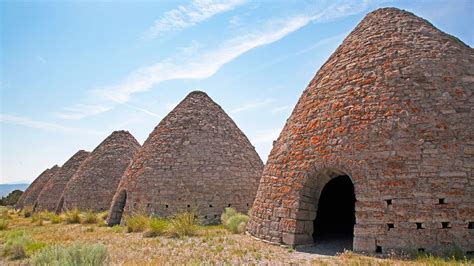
[{"x1": 0, "y1": 208, "x2": 472, "y2": 265}]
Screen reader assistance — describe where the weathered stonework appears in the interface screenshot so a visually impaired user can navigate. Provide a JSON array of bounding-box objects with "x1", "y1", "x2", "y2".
[
  {"x1": 247, "y1": 8, "x2": 473, "y2": 255},
  {"x1": 59, "y1": 131, "x2": 140, "y2": 212},
  {"x1": 15, "y1": 165, "x2": 60, "y2": 210},
  {"x1": 107, "y1": 91, "x2": 263, "y2": 225},
  {"x1": 34, "y1": 150, "x2": 90, "y2": 212}
]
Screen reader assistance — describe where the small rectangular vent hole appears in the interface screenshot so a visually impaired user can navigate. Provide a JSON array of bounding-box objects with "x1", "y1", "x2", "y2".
[
  {"x1": 209, "y1": 204, "x2": 213, "y2": 208},
  {"x1": 416, "y1": 223, "x2": 424, "y2": 229},
  {"x1": 418, "y1": 248, "x2": 425, "y2": 253},
  {"x1": 442, "y1": 222, "x2": 451, "y2": 229},
  {"x1": 438, "y1": 198, "x2": 446, "y2": 204},
  {"x1": 468, "y1": 222, "x2": 474, "y2": 229},
  {"x1": 387, "y1": 223, "x2": 394, "y2": 230},
  {"x1": 165, "y1": 205, "x2": 169, "y2": 208},
  {"x1": 386, "y1": 199, "x2": 392, "y2": 206},
  {"x1": 187, "y1": 205, "x2": 190, "y2": 208},
  {"x1": 228, "y1": 204, "x2": 231, "y2": 207},
  {"x1": 375, "y1": 246, "x2": 382, "y2": 253}
]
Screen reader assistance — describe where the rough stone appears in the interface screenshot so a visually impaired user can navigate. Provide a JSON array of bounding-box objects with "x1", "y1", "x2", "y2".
[
  {"x1": 34, "y1": 150, "x2": 90, "y2": 212},
  {"x1": 59, "y1": 131, "x2": 140, "y2": 212},
  {"x1": 15, "y1": 165, "x2": 60, "y2": 210},
  {"x1": 107, "y1": 91, "x2": 263, "y2": 225},
  {"x1": 247, "y1": 8, "x2": 474, "y2": 255}
]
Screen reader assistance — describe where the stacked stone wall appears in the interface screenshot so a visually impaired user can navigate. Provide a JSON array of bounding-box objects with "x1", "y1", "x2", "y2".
[
  {"x1": 247, "y1": 8, "x2": 473, "y2": 255},
  {"x1": 108, "y1": 91, "x2": 263, "y2": 225},
  {"x1": 15, "y1": 165, "x2": 60, "y2": 210},
  {"x1": 35, "y1": 150, "x2": 90, "y2": 212},
  {"x1": 61, "y1": 131, "x2": 140, "y2": 212}
]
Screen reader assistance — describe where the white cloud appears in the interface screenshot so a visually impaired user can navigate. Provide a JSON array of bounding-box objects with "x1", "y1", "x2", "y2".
[
  {"x1": 0, "y1": 114, "x2": 101, "y2": 135},
  {"x1": 56, "y1": 104, "x2": 112, "y2": 120},
  {"x1": 230, "y1": 99, "x2": 275, "y2": 114},
  {"x1": 251, "y1": 127, "x2": 282, "y2": 144},
  {"x1": 62, "y1": 0, "x2": 375, "y2": 120},
  {"x1": 145, "y1": 0, "x2": 246, "y2": 39},
  {"x1": 271, "y1": 105, "x2": 293, "y2": 114}
]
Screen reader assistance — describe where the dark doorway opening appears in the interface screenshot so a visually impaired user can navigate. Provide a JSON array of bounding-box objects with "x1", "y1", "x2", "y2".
[
  {"x1": 108, "y1": 190, "x2": 127, "y2": 226},
  {"x1": 55, "y1": 197, "x2": 64, "y2": 214},
  {"x1": 312, "y1": 175, "x2": 355, "y2": 250}
]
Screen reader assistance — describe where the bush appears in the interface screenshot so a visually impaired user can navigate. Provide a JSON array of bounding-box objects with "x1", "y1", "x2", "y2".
[
  {"x1": 221, "y1": 207, "x2": 249, "y2": 234},
  {"x1": 109, "y1": 225, "x2": 125, "y2": 233},
  {"x1": 168, "y1": 211, "x2": 198, "y2": 238},
  {"x1": 31, "y1": 213, "x2": 45, "y2": 226},
  {"x1": 124, "y1": 212, "x2": 149, "y2": 233},
  {"x1": 22, "y1": 206, "x2": 33, "y2": 218},
  {"x1": 31, "y1": 242, "x2": 108, "y2": 266},
  {"x1": 82, "y1": 210, "x2": 98, "y2": 224},
  {"x1": 0, "y1": 207, "x2": 10, "y2": 219},
  {"x1": 144, "y1": 217, "x2": 168, "y2": 237},
  {"x1": 97, "y1": 211, "x2": 108, "y2": 221},
  {"x1": 45, "y1": 212, "x2": 63, "y2": 224},
  {"x1": 64, "y1": 208, "x2": 81, "y2": 224},
  {"x1": 0, "y1": 218, "x2": 8, "y2": 230},
  {"x1": 2, "y1": 231, "x2": 46, "y2": 260}
]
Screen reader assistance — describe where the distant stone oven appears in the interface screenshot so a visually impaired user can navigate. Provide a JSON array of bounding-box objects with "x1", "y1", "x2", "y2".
[
  {"x1": 59, "y1": 131, "x2": 140, "y2": 212},
  {"x1": 34, "y1": 150, "x2": 90, "y2": 212},
  {"x1": 247, "y1": 8, "x2": 474, "y2": 255},
  {"x1": 107, "y1": 91, "x2": 263, "y2": 225},
  {"x1": 15, "y1": 165, "x2": 60, "y2": 210}
]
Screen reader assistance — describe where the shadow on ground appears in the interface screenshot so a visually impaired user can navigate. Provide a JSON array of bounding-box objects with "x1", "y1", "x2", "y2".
[{"x1": 296, "y1": 236, "x2": 353, "y2": 256}]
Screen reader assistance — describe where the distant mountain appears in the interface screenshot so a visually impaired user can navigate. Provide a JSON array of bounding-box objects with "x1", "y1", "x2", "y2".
[{"x1": 0, "y1": 183, "x2": 29, "y2": 197}]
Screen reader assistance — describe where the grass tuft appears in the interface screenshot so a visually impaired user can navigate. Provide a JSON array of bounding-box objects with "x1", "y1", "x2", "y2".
[
  {"x1": 0, "y1": 219, "x2": 8, "y2": 230},
  {"x1": 168, "y1": 211, "x2": 198, "y2": 238},
  {"x1": 221, "y1": 208, "x2": 249, "y2": 234},
  {"x1": 22, "y1": 206, "x2": 33, "y2": 218},
  {"x1": 144, "y1": 217, "x2": 168, "y2": 237},
  {"x1": 31, "y1": 242, "x2": 108, "y2": 266},
  {"x1": 64, "y1": 208, "x2": 81, "y2": 224},
  {"x1": 81, "y1": 210, "x2": 98, "y2": 224},
  {"x1": 2, "y1": 231, "x2": 47, "y2": 260},
  {"x1": 124, "y1": 211, "x2": 149, "y2": 233}
]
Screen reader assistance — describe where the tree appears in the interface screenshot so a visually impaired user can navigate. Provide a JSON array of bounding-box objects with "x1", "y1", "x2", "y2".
[{"x1": 0, "y1": 190, "x2": 23, "y2": 206}]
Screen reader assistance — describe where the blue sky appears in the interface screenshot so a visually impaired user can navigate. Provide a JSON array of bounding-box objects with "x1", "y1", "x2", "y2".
[{"x1": 1, "y1": 0, "x2": 473, "y2": 184}]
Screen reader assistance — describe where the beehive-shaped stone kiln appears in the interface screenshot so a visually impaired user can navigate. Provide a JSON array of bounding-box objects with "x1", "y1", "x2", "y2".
[
  {"x1": 107, "y1": 91, "x2": 263, "y2": 225},
  {"x1": 59, "y1": 131, "x2": 140, "y2": 212},
  {"x1": 15, "y1": 165, "x2": 60, "y2": 210},
  {"x1": 34, "y1": 150, "x2": 90, "y2": 212},
  {"x1": 247, "y1": 8, "x2": 473, "y2": 255}
]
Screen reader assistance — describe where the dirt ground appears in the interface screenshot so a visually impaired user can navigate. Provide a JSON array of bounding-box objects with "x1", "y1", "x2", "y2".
[{"x1": 0, "y1": 214, "x2": 471, "y2": 265}]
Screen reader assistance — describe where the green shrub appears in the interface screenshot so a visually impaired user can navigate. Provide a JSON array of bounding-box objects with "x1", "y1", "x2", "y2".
[
  {"x1": 168, "y1": 211, "x2": 198, "y2": 238},
  {"x1": 2, "y1": 231, "x2": 46, "y2": 260},
  {"x1": 221, "y1": 208, "x2": 249, "y2": 234},
  {"x1": 31, "y1": 213, "x2": 45, "y2": 226},
  {"x1": 22, "y1": 206, "x2": 33, "y2": 218},
  {"x1": 0, "y1": 219, "x2": 8, "y2": 230},
  {"x1": 81, "y1": 210, "x2": 98, "y2": 224},
  {"x1": 220, "y1": 207, "x2": 237, "y2": 225},
  {"x1": 109, "y1": 225, "x2": 125, "y2": 233},
  {"x1": 31, "y1": 242, "x2": 108, "y2": 266},
  {"x1": 144, "y1": 217, "x2": 168, "y2": 237},
  {"x1": 64, "y1": 208, "x2": 81, "y2": 224},
  {"x1": 97, "y1": 211, "x2": 108, "y2": 221},
  {"x1": 124, "y1": 212, "x2": 149, "y2": 233},
  {"x1": 46, "y1": 212, "x2": 63, "y2": 224},
  {"x1": 0, "y1": 207, "x2": 10, "y2": 219}
]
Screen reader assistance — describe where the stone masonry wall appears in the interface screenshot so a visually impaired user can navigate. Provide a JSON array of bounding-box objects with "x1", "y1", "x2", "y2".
[
  {"x1": 16, "y1": 165, "x2": 60, "y2": 210},
  {"x1": 108, "y1": 91, "x2": 263, "y2": 225},
  {"x1": 34, "y1": 150, "x2": 90, "y2": 212},
  {"x1": 60, "y1": 131, "x2": 140, "y2": 212},
  {"x1": 247, "y1": 8, "x2": 473, "y2": 255}
]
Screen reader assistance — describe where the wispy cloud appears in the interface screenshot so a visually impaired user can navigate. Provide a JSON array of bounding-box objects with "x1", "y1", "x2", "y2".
[
  {"x1": 0, "y1": 114, "x2": 101, "y2": 135},
  {"x1": 144, "y1": 0, "x2": 246, "y2": 39},
  {"x1": 230, "y1": 98, "x2": 275, "y2": 114},
  {"x1": 251, "y1": 127, "x2": 282, "y2": 144},
  {"x1": 56, "y1": 104, "x2": 112, "y2": 120},
  {"x1": 271, "y1": 105, "x2": 293, "y2": 114},
  {"x1": 61, "y1": 0, "x2": 375, "y2": 120}
]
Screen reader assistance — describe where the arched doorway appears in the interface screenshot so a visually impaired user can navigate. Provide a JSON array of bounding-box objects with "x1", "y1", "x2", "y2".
[
  {"x1": 312, "y1": 175, "x2": 355, "y2": 250},
  {"x1": 108, "y1": 190, "x2": 127, "y2": 226},
  {"x1": 55, "y1": 197, "x2": 64, "y2": 214}
]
